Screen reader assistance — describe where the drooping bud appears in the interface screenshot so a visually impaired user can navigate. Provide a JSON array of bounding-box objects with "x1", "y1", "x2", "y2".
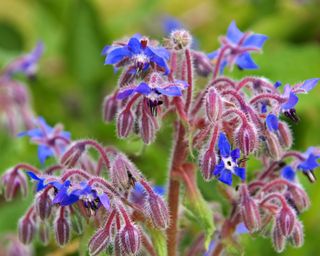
[
  {"x1": 198, "y1": 148, "x2": 217, "y2": 181},
  {"x1": 38, "y1": 221, "x2": 50, "y2": 245},
  {"x1": 265, "y1": 131, "x2": 282, "y2": 160},
  {"x1": 145, "y1": 192, "x2": 170, "y2": 229},
  {"x1": 119, "y1": 223, "x2": 141, "y2": 255},
  {"x1": 139, "y1": 102, "x2": 157, "y2": 144},
  {"x1": 7, "y1": 237, "x2": 32, "y2": 256},
  {"x1": 288, "y1": 186, "x2": 310, "y2": 212},
  {"x1": 35, "y1": 189, "x2": 52, "y2": 220},
  {"x1": 169, "y1": 29, "x2": 192, "y2": 51},
  {"x1": 276, "y1": 205, "x2": 296, "y2": 237},
  {"x1": 54, "y1": 208, "x2": 71, "y2": 247},
  {"x1": 18, "y1": 213, "x2": 36, "y2": 244},
  {"x1": 239, "y1": 185, "x2": 261, "y2": 233},
  {"x1": 88, "y1": 228, "x2": 111, "y2": 256},
  {"x1": 103, "y1": 94, "x2": 119, "y2": 123},
  {"x1": 277, "y1": 121, "x2": 293, "y2": 149},
  {"x1": 235, "y1": 122, "x2": 258, "y2": 156},
  {"x1": 290, "y1": 220, "x2": 304, "y2": 248},
  {"x1": 192, "y1": 51, "x2": 213, "y2": 77},
  {"x1": 60, "y1": 142, "x2": 86, "y2": 167},
  {"x1": 1, "y1": 168, "x2": 28, "y2": 201},
  {"x1": 205, "y1": 88, "x2": 223, "y2": 123},
  {"x1": 272, "y1": 226, "x2": 286, "y2": 253},
  {"x1": 117, "y1": 108, "x2": 134, "y2": 138}
]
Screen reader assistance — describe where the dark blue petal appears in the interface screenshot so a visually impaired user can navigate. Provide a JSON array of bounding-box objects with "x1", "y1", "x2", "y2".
[
  {"x1": 153, "y1": 185, "x2": 165, "y2": 196},
  {"x1": 235, "y1": 53, "x2": 258, "y2": 70},
  {"x1": 38, "y1": 145, "x2": 53, "y2": 165},
  {"x1": 281, "y1": 92, "x2": 298, "y2": 110},
  {"x1": 226, "y1": 21, "x2": 244, "y2": 44},
  {"x1": 149, "y1": 54, "x2": 170, "y2": 74},
  {"x1": 26, "y1": 171, "x2": 41, "y2": 181},
  {"x1": 243, "y1": 34, "x2": 268, "y2": 48},
  {"x1": 105, "y1": 47, "x2": 131, "y2": 65},
  {"x1": 156, "y1": 86, "x2": 182, "y2": 97},
  {"x1": 117, "y1": 88, "x2": 135, "y2": 99},
  {"x1": 213, "y1": 161, "x2": 225, "y2": 176},
  {"x1": 274, "y1": 81, "x2": 282, "y2": 88},
  {"x1": 217, "y1": 169, "x2": 233, "y2": 186},
  {"x1": 261, "y1": 102, "x2": 267, "y2": 113},
  {"x1": 266, "y1": 114, "x2": 279, "y2": 132},
  {"x1": 101, "y1": 45, "x2": 111, "y2": 55},
  {"x1": 60, "y1": 194, "x2": 80, "y2": 206},
  {"x1": 53, "y1": 181, "x2": 71, "y2": 204},
  {"x1": 231, "y1": 148, "x2": 240, "y2": 162},
  {"x1": 298, "y1": 154, "x2": 319, "y2": 171},
  {"x1": 128, "y1": 37, "x2": 142, "y2": 54},
  {"x1": 149, "y1": 46, "x2": 170, "y2": 61},
  {"x1": 234, "y1": 167, "x2": 246, "y2": 181},
  {"x1": 281, "y1": 166, "x2": 296, "y2": 181},
  {"x1": 218, "y1": 133, "x2": 231, "y2": 157},
  {"x1": 135, "y1": 82, "x2": 152, "y2": 95},
  {"x1": 299, "y1": 78, "x2": 320, "y2": 93}
]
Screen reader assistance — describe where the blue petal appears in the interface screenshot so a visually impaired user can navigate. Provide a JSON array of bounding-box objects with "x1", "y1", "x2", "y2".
[
  {"x1": 298, "y1": 154, "x2": 319, "y2": 171},
  {"x1": 281, "y1": 166, "x2": 296, "y2": 181},
  {"x1": 207, "y1": 50, "x2": 218, "y2": 60},
  {"x1": 38, "y1": 116, "x2": 53, "y2": 133},
  {"x1": 128, "y1": 37, "x2": 142, "y2": 54},
  {"x1": 98, "y1": 193, "x2": 111, "y2": 210},
  {"x1": 235, "y1": 222, "x2": 249, "y2": 234},
  {"x1": 153, "y1": 185, "x2": 165, "y2": 196},
  {"x1": 105, "y1": 47, "x2": 131, "y2": 65},
  {"x1": 231, "y1": 148, "x2": 240, "y2": 162},
  {"x1": 261, "y1": 102, "x2": 267, "y2": 113},
  {"x1": 149, "y1": 54, "x2": 170, "y2": 74},
  {"x1": 274, "y1": 81, "x2": 282, "y2": 88},
  {"x1": 217, "y1": 169, "x2": 233, "y2": 186},
  {"x1": 234, "y1": 167, "x2": 246, "y2": 181},
  {"x1": 226, "y1": 21, "x2": 244, "y2": 44},
  {"x1": 18, "y1": 128, "x2": 42, "y2": 138},
  {"x1": 236, "y1": 53, "x2": 258, "y2": 70},
  {"x1": 266, "y1": 114, "x2": 279, "y2": 132},
  {"x1": 299, "y1": 78, "x2": 320, "y2": 93},
  {"x1": 218, "y1": 133, "x2": 231, "y2": 157},
  {"x1": 163, "y1": 16, "x2": 184, "y2": 35},
  {"x1": 135, "y1": 82, "x2": 152, "y2": 95},
  {"x1": 149, "y1": 46, "x2": 170, "y2": 61},
  {"x1": 53, "y1": 181, "x2": 71, "y2": 204},
  {"x1": 281, "y1": 92, "x2": 298, "y2": 110},
  {"x1": 101, "y1": 45, "x2": 111, "y2": 55},
  {"x1": 26, "y1": 171, "x2": 41, "y2": 181},
  {"x1": 38, "y1": 145, "x2": 53, "y2": 165},
  {"x1": 156, "y1": 86, "x2": 182, "y2": 97},
  {"x1": 60, "y1": 194, "x2": 80, "y2": 206},
  {"x1": 117, "y1": 88, "x2": 135, "y2": 99},
  {"x1": 213, "y1": 161, "x2": 225, "y2": 176},
  {"x1": 243, "y1": 34, "x2": 268, "y2": 48}
]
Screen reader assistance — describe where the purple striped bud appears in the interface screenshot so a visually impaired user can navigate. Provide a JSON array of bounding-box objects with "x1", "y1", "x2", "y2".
[
  {"x1": 1, "y1": 168, "x2": 28, "y2": 201},
  {"x1": 117, "y1": 109, "x2": 134, "y2": 138},
  {"x1": 119, "y1": 223, "x2": 141, "y2": 255},
  {"x1": 88, "y1": 228, "x2": 111, "y2": 256},
  {"x1": 38, "y1": 221, "x2": 50, "y2": 245},
  {"x1": 205, "y1": 88, "x2": 223, "y2": 123},
  {"x1": 145, "y1": 193, "x2": 169, "y2": 229},
  {"x1": 60, "y1": 142, "x2": 86, "y2": 167},
  {"x1": 277, "y1": 121, "x2": 293, "y2": 149},
  {"x1": 272, "y1": 226, "x2": 286, "y2": 253},
  {"x1": 114, "y1": 233, "x2": 122, "y2": 256},
  {"x1": 290, "y1": 220, "x2": 304, "y2": 248},
  {"x1": 198, "y1": 148, "x2": 217, "y2": 181},
  {"x1": 35, "y1": 190, "x2": 52, "y2": 220},
  {"x1": 18, "y1": 214, "x2": 36, "y2": 244},
  {"x1": 103, "y1": 95, "x2": 118, "y2": 122},
  {"x1": 288, "y1": 186, "x2": 310, "y2": 212},
  {"x1": 265, "y1": 131, "x2": 282, "y2": 160},
  {"x1": 139, "y1": 105, "x2": 157, "y2": 144},
  {"x1": 235, "y1": 122, "x2": 258, "y2": 156},
  {"x1": 276, "y1": 206, "x2": 296, "y2": 237},
  {"x1": 192, "y1": 51, "x2": 213, "y2": 77},
  {"x1": 54, "y1": 208, "x2": 70, "y2": 247},
  {"x1": 239, "y1": 185, "x2": 261, "y2": 233}
]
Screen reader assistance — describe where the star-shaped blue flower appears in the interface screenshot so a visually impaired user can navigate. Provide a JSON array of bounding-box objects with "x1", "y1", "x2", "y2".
[
  {"x1": 213, "y1": 132, "x2": 246, "y2": 185},
  {"x1": 102, "y1": 35, "x2": 170, "y2": 75},
  {"x1": 266, "y1": 114, "x2": 279, "y2": 132}
]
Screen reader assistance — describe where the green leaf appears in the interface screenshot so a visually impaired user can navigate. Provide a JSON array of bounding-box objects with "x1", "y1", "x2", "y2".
[{"x1": 146, "y1": 226, "x2": 167, "y2": 256}]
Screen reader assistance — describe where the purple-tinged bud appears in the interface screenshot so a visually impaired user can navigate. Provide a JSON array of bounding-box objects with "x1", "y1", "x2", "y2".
[
  {"x1": 288, "y1": 186, "x2": 310, "y2": 212},
  {"x1": 198, "y1": 148, "x2": 217, "y2": 181},
  {"x1": 7, "y1": 238, "x2": 32, "y2": 256},
  {"x1": 205, "y1": 88, "x2": 223, "y2": 123},
  {"x1": 60, "y1": 142, "x2": 86, "y2": 167},
  {"x1": 192, "y1": 51, "x2": 213, "y2": 77},
  {"x1": 54, "y1": 208, "x2": 71, "y2": 247},
  {"x1": 1, "y1": 168, "x2": 28, "y2": 201},
  {"x1": 38, "y1": 221, "x2": 50, "y2": 245},
  {"x1": 276, "y1": 206, "x2": 296, "y2": 237},
  {"x1": 35, "y1": 189, "x2": 52, "y2": 220},
  {"x1": 272, "y1": 226, "x2": 286, "y2": 253},
  {"x1": 88, "y1": 228, "x2": 111, "y2": 256},
  {"x1": 277, "y1": 121, "x2": 293, "y2": 149},
  {"x1": 290, "y1": 220, "x2": 304, "y2": 248},
  {"x1": 239, "y1": 185, "x2": 261, "y2": 233},
  {"x1": 265, "y1": 132, "x2": 282, "y2": 160},
  {"x1": 145, "y1": 193, "x2": 170, "y2": 229},
  {"x1": 119, "y1": 223, "x2": 141, "y2": 255},
  {"x1": 169, "y1": 29, "x2": 192, "y2": 51},
  {"x1": 117, "y1": 108, "x2": 134, "y2": 138},
  {"x1": 235, "y1": 122, "x2": 258, "y2": 156},
  {"x1": 114, "y1": 233, "x2": 122, "y2": 256},
  {"x1": 139, "y1": 105, "x2": 157, "y2": 144},
  {"x1": 18, "y1": 214, "x2": 36, "y2": 244},
  {"x1": 103, "y1": 95, "x2": 118, "y2": 123}
]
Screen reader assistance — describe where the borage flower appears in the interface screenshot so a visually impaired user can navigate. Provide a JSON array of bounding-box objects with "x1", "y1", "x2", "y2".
[
  {"x1": 213, "y1": 133, "x2": 246, "y2": 185},
  {"x1": 19, "y1": 117, "x2": 71, "y2": 164},
  {"x1": 102, "y1": 35, "x2": 170, "y2": 75},
  {"x1": 208, "y1": 21, "x2": 267, "y2": 72}
]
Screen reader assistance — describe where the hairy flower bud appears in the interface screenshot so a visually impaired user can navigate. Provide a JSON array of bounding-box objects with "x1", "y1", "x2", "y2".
[
  {"x1": 7, "y1": 237, "x2": 32, "y2": 256},
  {"x1": 145, "y1": 193, "x2": 169, "y2": 229},
  {"x1": 288, "y1": 186, "x2": 310, "y2": 212},
  {"x1": 38, "y1": 221, "x2": 50, "y2": 245},
  {"x1": 192, "y1": 51, "x2": 213, "y2": 77},
  {"x1": 117, "y1": 109, "x2": 134, "y2": 138},
  {"x1": 139, "y1": 105, "x2": 157, "y2": 144},
  {"x1": 18, "y1": 215, "x2": 36, "y2": 244},
  {"x1": 272, "y1": 226, "x2": 286, "y2": 253},
  {"x1": 54, "y1": 208, "x2": 70, "y2": 247},
  {"x1": 119, "y1": 223, "x2": 141, "y2": 255},
  {"x1": 235, "y1": 122, "x2": 258, "y2": 156},
  {"x1": 2, "y1": 168, "x2": 28, "y2": 201},
  {"x1": 277, "y1": 121, "x2": 293, "y2": 149},
  {"x1": 276, "y1": 206, "x2": 296, "y2": 237},
  {"x1": 290, "y1": 220, "x2": 304, "y2": 248},
  {"x1": 103, "y1": 95, "x2": 119, "y2": 122},
  {"x1": 205, "y1": 88, "x2": 223, "y2": 123},
  {"x1": 88, "y1": 228, "x2": 110, "y2": 256},
  {"x1": 35, "y1": 190, "x2": 52, "y2": 220},
  {"x1": 239, "y1": 185, "x2": 261, "y2": 233},
  {"x1": 169, "y1": 29, "x2": 192, "y2": 51},
  {"x1": 198, "y1": 148, "x2": 217, "y2": 181},
  {"x1": 60, "y1": 142, "x2": 86, "y2": 167},
  {"x1": 265, "y1": 131, "x2": 282, "y2": 160}
]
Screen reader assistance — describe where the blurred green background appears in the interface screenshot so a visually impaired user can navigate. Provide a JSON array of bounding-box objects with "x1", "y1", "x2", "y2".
[{"x1": 0, "y1": 0, "x2": 320, "y2": 255}]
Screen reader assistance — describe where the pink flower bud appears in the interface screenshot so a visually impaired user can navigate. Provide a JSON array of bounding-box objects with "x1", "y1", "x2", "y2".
[
  {"x1": 18, "y1": 215, "x2": 36, "y2": 244},
  {"x1": 88, "y1": 228, "x2": 110, "y2": 256},
  {"x1": 103, "y1": 95, "x2": 118, "y2": 122},
  {"x1": 276, "y1": 206, "x2": 296, "y2": 237},
  {"x1": 145, "y1": 193, "x2": 170, "y2": 229},
  {"x1": 54, "y1": 208, "x2": 70, "y2": 247},
  {"x1": 38, "y1": 221, "x2": 50, "y2": 245},
  {"x1": 192, "y1": 51, "x2": 213, "y2": 77},
  {"x1": 2, "y1": 168, "x2": 28, "y2": 201},
  {"x1": 198, "y1": 148, "x2": 217, "y2": 181},
  {"x1": 290, "y1": 220, "x2": 304, "y2": 248},
  {"x1": 7, "y1": 237, "x2": 32, "y2": 256},
  {"x1": 35, "y1": 190, "x2": 52, "y2": 220},
  {"x1": 60, "y1": 142, "x2": 86, "y2": 167},
  {"x1": 235, "y1": 122, "x2": 258, "y2": 156},
  {"x1": 272, "y1": 226, "x2": 286, "y2": 253},
  {"x1": 239, "y1": 185, "x2": 261, "y2": 233},
  {"x1": 265, "y1": 131, "x2": 282, "y2": 160},
  {"x1": 205, "y1": 88, "x2": 223, "y2": 123},
  {"x1": 277, "y1": 121, "x2": 293, "y2": 149},
  {"x1": 288, "y1": 186, "x2": 310, "y2": 212},
  {"x1": 119, "y1": 223, "x2": 141, "y2": 255},
  {"x1": 117, "y1": 109, "x2": 134, "y2": 138},
  {"x1": 139, "y1": 105, "x2": 157, "y2": 144},
  {"x1": 169, "y1": 29, "x2": 192, "y2": 51}
]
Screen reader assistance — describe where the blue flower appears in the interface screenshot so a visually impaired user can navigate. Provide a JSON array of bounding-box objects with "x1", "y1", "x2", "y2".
[
  {"x1": 18, "y1": 117, "x2": 71, "y2": 164},
  {"x1": 213, "y1": 133, "x2": 246, "y2": 185},
  {"x1": 102, "y1": 35, "x2": 170, "y2": 75},
  {"x1": 281, "y1": 166, "x2": 296, "y2": 181},
  {"x1": 26, "y1": 171, "x2": 47, "y2": 192},
  {"x1": 208, "y1": 21, "x2": 267, "y2": 72},
  {"x1": 265, "y1": 114, "x2": 279, "y2": 132}
]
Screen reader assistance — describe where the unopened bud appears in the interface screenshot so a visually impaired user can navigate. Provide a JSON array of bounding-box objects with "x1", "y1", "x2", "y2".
[
  {"x1": 7, "y1": 238, "x2": 32, "y2": 256},
  {"x1": 265, "y1": 131, "x2": 282, "y2": 160},
  {"x1": 117, "y1": 109, "x2": 134, "y2": 138},
  {"x1": 170, "y1": 29, "x2": 192, "y2": 51},
  {"x1": 272, "y1": 226, "x2": 286, "y2": 253},
  {"x1": 88, "y1": 228, "x2": 110, "y2": 256},
  {"x1": 290, "y1": 220, "x2": 304, "y2": 248},
  {"x1": 54, "y1": 208, "x2": 70, "y2": 247},
  {"x1": 103, "y1": 95, "x2": 118, "y2": 122},
  {"x1": 235, "y1": 122, "x2": 258, "y2": 156},
  {"x1": 119, "y1": 223, "x2": 141, "y2": 255},
  {"x1": 38, "y1": 221, "x2": 50, "y2": 245},
  {"x1": 277, "y1": 121, "x2": 293, "y2": 149},
  {"x1": 145, "y1": 193, "x2": 169, "y2": 229},
  {"x1": 276, "y1": 206, "x2": 296, "y2": 237},
  {"x1": 35, "y1": 190, "x2": 52, "y2": 220},
  {"x1": 288, "y1": 186, "x2": 310, "y2": 212},
  {"x1": 2, "y1": 168, "x2": 28, "y2": 201},
  {"x1": 239, "y1": 185, "x2": 261, "y2": 233},
  {"x1": 205, "y1": 88, "x2": 223, "y2": 123},
  {"x1": 192, "y1": 51, "x2": 213, "y2": 77},
  {"x1": 60, "y1": 142, "x2": 86, "y2": 167},
  {"x1": 139, "y1": 105, "x2": 157, "y2": 144},
  {"x1": 18, "y1": 215, "x2": 36, "y2": 244},
  {"x1": 198, "y1": 148, "x2": 217, "y2": 181}
]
